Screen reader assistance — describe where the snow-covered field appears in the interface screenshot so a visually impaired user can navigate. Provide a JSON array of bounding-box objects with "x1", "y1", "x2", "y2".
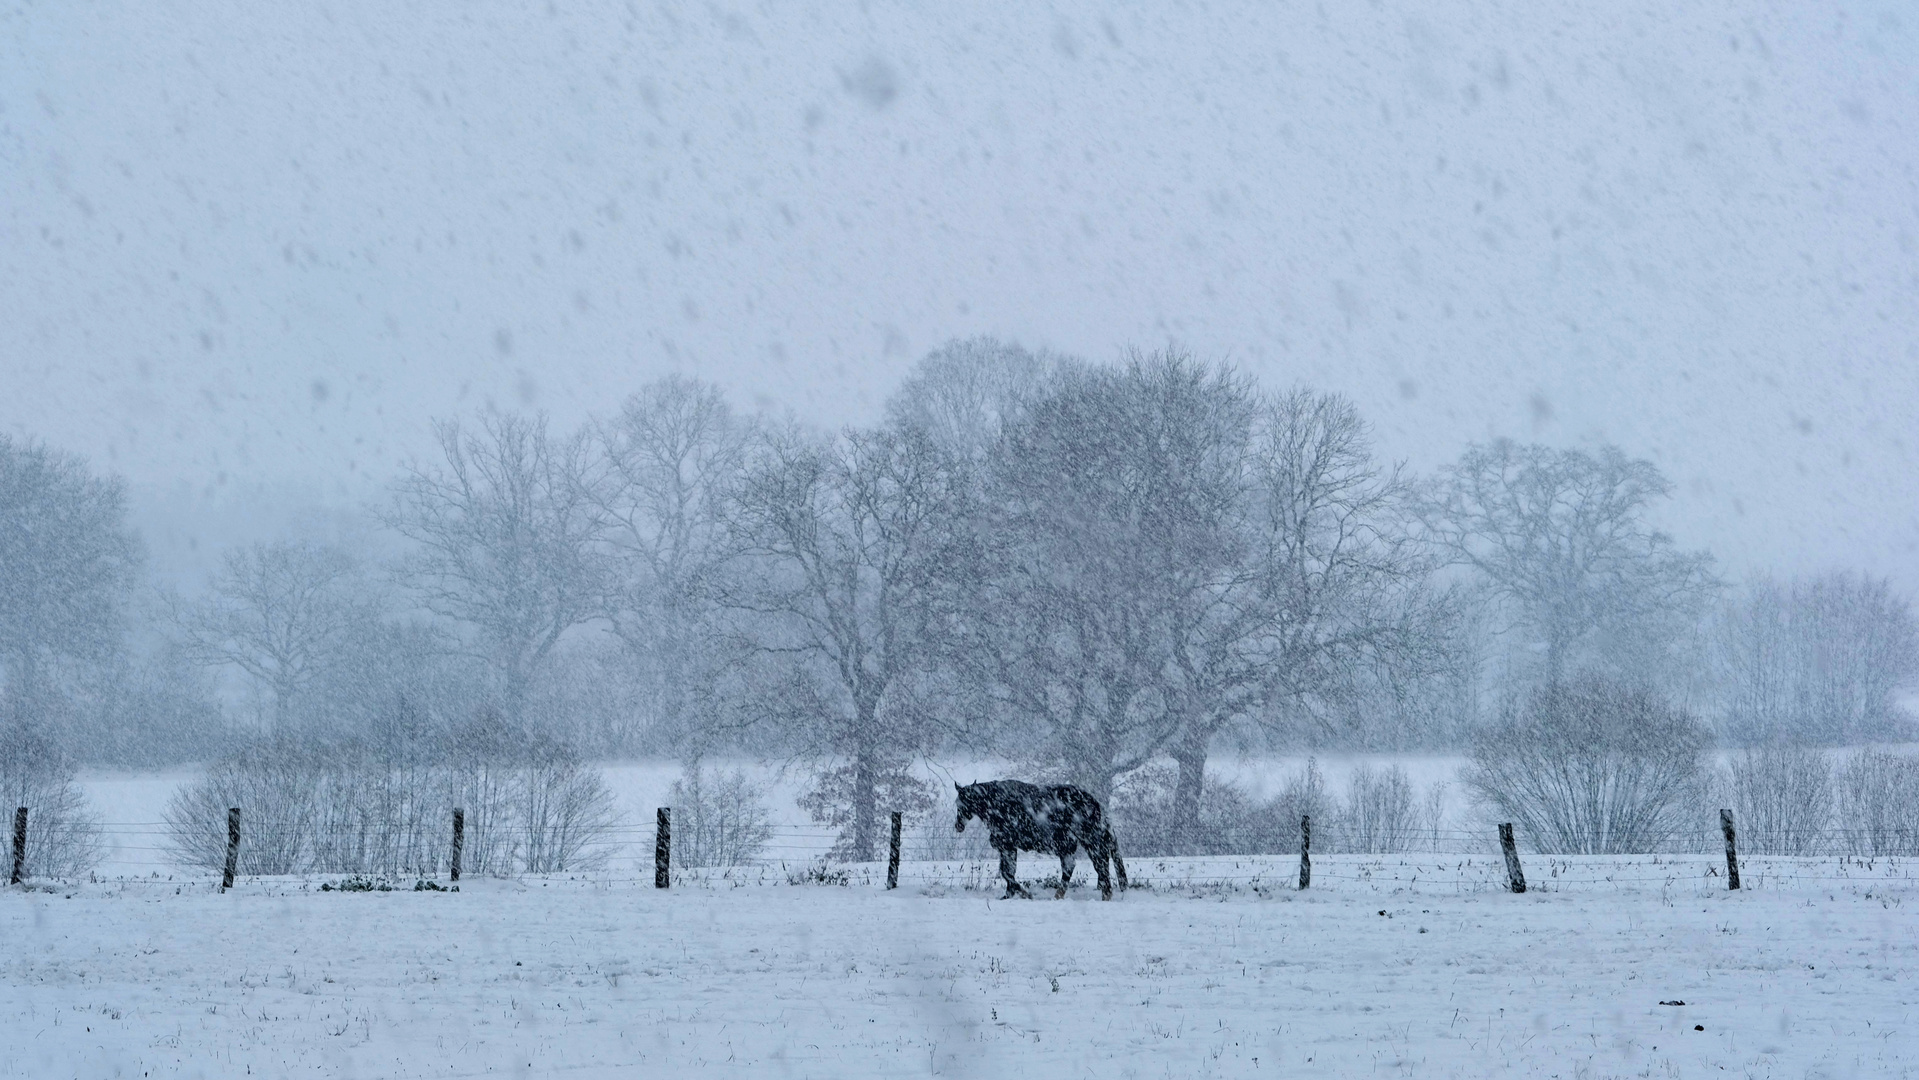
[
  {"x1": 6, "y1": 853, "x2": 1917, "y2": 1079},
  {"x1": 17, "y1": 762, "x2": 1915, "y2": 1077}
]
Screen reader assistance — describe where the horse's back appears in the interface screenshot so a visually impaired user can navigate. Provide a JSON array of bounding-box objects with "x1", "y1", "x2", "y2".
[{"x1": 1041, "y1": 784, "x2": 1105, "y2": 824}]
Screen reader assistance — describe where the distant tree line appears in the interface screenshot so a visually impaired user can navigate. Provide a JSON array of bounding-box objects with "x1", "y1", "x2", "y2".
[{"x1": 3, "y1": 340, "x2": 1916, "y2": 864}]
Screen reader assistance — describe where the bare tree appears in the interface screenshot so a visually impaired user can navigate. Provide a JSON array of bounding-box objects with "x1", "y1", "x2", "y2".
[
  {"x1": 1716, "y1": 573, "x2": 1918, "y2": 744},
  {"x1": 386, "y1": 412, "x2": 611, "y2": 726},
  {"x1": 312, "y1": 618, "x2": 482, "y2": 746},
  {"x1": 1465, "y1": 675, "x2": 1711, "y2": 853},
  {"x1": 885, "y1": 336, "x2": 1051, "y2": 463},
  {"x1": 0, "y1": 435, "x2": 142, "y2": 711},
  {"x1": 974, "y1": 353, "x2": 1244, "y2": 805},
  {"x1": 171, "y1": 541, "x2": 371, "y2": 733},
  {"x1": 585, "y1": 377, "x2": 751, "y2": 752},
  {"x1": 1163, "y1": 386, "x2": 1454, "y2": 847},
  {"x1": 92, "y1": 643, "x2": 232, "y2": 767},
  {"x1": 1421, "y1": 440, "x2": 1718, "y2": 695},
  {"x1": 974, "y1": 354, "x2": 1449, "y2": 839},
  {"x1": 722, "y1": 423, "x2": 972, "y2": 860}
]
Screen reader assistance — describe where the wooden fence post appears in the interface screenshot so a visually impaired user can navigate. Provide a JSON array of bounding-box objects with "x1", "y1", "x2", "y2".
[
  {"x1": 654, "y1": 807, "x2": 671, "y2": 889},
  {"x1": 449, "y1": 808, "x2": 465, "y2": 883},
  {"x1": 887, "y1": 811, "x2": 903, "y2": 890},
  {"x1": 1499, "y1": 823, "x2": 1526, "y2": 894},
  {"x1": 9, "y1": 807, "x2": 25, "y2": 886},
  {"x1": 1298, "y1": 814, "x2": 1311, "y2": 890},
  {"x1": 1720, "y1": 809, "x2": 1741, "y2": 891},
  {"x1": 221, "y1": 807, "x2": 241, "y2": 892}
]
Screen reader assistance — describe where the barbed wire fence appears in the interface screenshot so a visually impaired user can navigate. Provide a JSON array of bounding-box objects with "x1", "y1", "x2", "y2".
[{"x1": 12, "y1": 805, "x2": 1917, "y2": 898}]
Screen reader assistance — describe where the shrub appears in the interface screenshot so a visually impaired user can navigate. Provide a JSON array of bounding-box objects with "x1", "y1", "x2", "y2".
[
  {"x1": 1464, "y1": 676, "x2": 1711, "y2": 854},
  {"x1": 1722, "y1": 743, "x2": 1832, "y2": 855},
  {"x1": 906, "y1": 789, "x2": 996, "y2": 862},
  {"x1": 306, "y1": 744, "x2": 446, "y2": 877},
  {"x1": 1420, "y1": 779, "x2": 1451, "y2": 852},
  {"x1": 1836, "y1": 749, "x2": 1919, "y2": 856},
  {"x1": 796, "y1": 754, "x2": 934, "y2": 862},
  {"x1": 1337, "y1": 764, "x2": 1421, "y2": 854},
  {"x1": 1109, "y1": 765, "x2": 1281, "y2": 856},
  {"x1": 668, "y1": 760, "x2": 774, "y2": 869},
  {"x1": 514, "y1": 741, "x2": 620, "y2": 873},
  {"x1": 164, "y1": 737, "x2": 319, "y2": 875},
  {"x1": 1108, "y1": 759, "x2": 1332, "y2": 856},
  {"x1": 166, "y1": 721, "x2": 620, "y2": 877},
  {"x1": 0, "y1": 718, "x2": 103, "y2": 880},
  {"x1": 1267, "y1": 757, "x2": 1334, "y2": 853}
]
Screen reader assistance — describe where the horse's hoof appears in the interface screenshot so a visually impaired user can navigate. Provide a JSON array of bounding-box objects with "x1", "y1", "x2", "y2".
[{"x1": 1054, "y1": 888, "x2": 1066, "y2": 899}]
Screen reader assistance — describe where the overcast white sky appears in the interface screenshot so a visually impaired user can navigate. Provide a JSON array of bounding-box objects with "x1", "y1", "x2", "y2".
[{"x1": 4, "y1": 2, "x2": 1916, "y2": 589}]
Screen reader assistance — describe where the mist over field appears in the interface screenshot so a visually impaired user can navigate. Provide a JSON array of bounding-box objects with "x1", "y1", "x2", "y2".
[{"x1": 4, "y1": 5, "x2": 1919, "y2": 1077}]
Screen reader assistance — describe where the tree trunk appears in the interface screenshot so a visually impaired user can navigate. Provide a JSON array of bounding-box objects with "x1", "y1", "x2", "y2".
[
  {"x1": 500, "y1": 657, "x2": 529, "y2": 730},
  {"x1": 850, "y1": 741, "x2": 878, "y2": 862},
  {"x1": 273, "y1": 683, "x2": 293, "y2": 735},
  {"x1": 1543, "y1": 618, "x2": 1569, "y2": 689},
  {"x1": 1169, "y1": 726, "x2": 1211, "y2": 855},
  {"x1": 9, "y1": 649, "x2": 45, "y2": 719}
]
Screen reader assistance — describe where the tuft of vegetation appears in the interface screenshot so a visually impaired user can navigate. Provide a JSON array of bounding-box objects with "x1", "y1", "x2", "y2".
[
  {"x1": 321, "y1": 875, "x2": 395, "y2": 892},
  {"x1": 784, "y1": 858, "x2": 851, "y2": 887}
]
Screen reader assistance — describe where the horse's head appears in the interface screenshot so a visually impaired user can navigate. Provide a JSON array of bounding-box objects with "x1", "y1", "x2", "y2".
[{"x1": 954, "y1": 782, "x2": 977, "y2": 833}]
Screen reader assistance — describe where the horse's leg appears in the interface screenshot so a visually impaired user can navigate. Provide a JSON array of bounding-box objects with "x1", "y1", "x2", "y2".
[
  {"x1": 1106, "y1": 828, "x2": 1128, "y2": 891},
  {"x1": 1092, "y1": 832, "x2": 1113, "y2": 900},
  {"x1": 998, "y1": 847, "x2": 1026, "y2": 898},
  {"x1": 1056, "y1": 845, "x2": 1075, "y2": 899}
]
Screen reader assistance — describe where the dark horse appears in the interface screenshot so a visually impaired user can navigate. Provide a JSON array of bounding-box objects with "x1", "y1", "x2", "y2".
[{"x1": 955, "y1": 780, "x2": 1128, "y2": 900}]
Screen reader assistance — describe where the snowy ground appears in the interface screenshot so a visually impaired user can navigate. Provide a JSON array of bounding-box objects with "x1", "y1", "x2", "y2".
[
  {"x1": 32, "y1": 762, "x2": 1919, "y2": 1077},
  {"x1": 6, "y1": 854, "x2": 1917, "y2": 1079}
]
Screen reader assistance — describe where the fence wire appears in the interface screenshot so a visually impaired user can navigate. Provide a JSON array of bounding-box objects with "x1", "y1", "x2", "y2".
[{"x1": 18, "y1": 818, "x2": 1911, "y2": 898}]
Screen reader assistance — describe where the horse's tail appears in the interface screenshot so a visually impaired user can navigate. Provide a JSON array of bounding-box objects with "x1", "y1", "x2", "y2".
[{"x1": 1104, "y1": 825, "x2": 1127, "y2": 891}]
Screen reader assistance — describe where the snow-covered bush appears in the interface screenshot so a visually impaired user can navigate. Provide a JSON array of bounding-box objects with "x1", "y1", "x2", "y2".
[
  {"x1": 0, "y1": 718, "x2": 103, "y2": 880},
  {"x1": 1419, "y1": 779, "x2": 1451, "y2": 852},
  {"x1": 1109, "y1": 765, "x2": 1285, "y2": 856},
  {"x1": 166, "y1": 724, "x2": 619, "y2": 876},
  {"x1": 1836, "y1": 748, "x2": 1919, "y2": 856},
  {"x1": 906, "y1": 789, "x2": 995, "y2": 862},
  {"x1": 796, "y1": 754, "x2": 934, "y2": 862},
  {"x1": 1336, "y1": 764, "x2": 1421, "y2": 854},
  {"x1": 667, "y1": 761, "x2": 773, "y2": 869},
  {"x1": 306, "y1": 743, "x2": 447, "y2": 877},
  {"x1": 515, "y1": 746, "x2": 620, "y2": 873},
  {"x1": 165, "y1": 737, "x2": 319, "y2": 875},
  {"x1": 1267, "y1": 757, "x2": 1334, "y2": 853},
  {"x1": 1465, "y1": 676, "x2": 1711, "y2": 854},
  {"x1": 1721, "y1": 743, "x2": 1832, "y2": 855},
  {"x1": 1107, "y1": 759, "x2": 1335, "y2": 857}
]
